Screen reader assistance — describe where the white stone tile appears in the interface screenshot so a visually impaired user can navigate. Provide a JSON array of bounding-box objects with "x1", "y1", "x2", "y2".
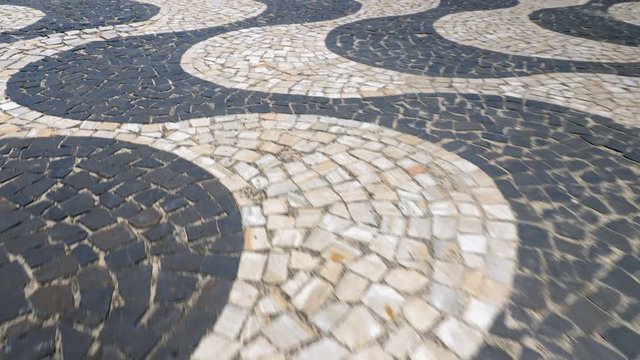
[
  {"x1": 349, "y1": 254, "x2": 387, "y2": 281},
  {"x1": 264, "y1": 315, "x2": 315, "y2": 351},
  {"x1": 385, "y1": 268, "x2": 429, "y2": 294},
  {"x1": 435, "y1": 318, "x2": 483, "y2": 359},
  {"x1": 383, "y1": 325, "x2": 421, "y2": 359},
  {"x1": 336, "y1": 272, "x2": 369, "y2": 303},
  {"x1": 229, "y1": 280, "x2": 260, "y2": 309},
  {"x1": 263, "y1": 252, "x2": 289, "y2": 284},
  {"x1": 332, "y1": 306, "x2": 383, "y2": 350},
  {"x1": 403, "y1": 299, "x2": 441, "y2": 332},
  {"x1": 362, "y1": 284, "x2": 406, "y2": 322},
  {"x1": 293, "y1": 339, "x2": 348, "y2": 360},
  {"x1": 214, "y1": 305, "x2": 248, "y2": 340},
  {"x1": 310, "y1": 302, "x2": 349, "y2": 333},
  {"x1": 238, "y1": 252, "x2": 267, "y2": 281},
  {"x1": 463, "y1": 298, "x2": 499, "y2": 331},
  {"x1": 292, "y1": 277, "x2": 333, "y2": 315}
]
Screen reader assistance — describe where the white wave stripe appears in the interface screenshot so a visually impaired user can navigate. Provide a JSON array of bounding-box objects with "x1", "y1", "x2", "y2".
[
  {"x1": 181, "y1": 0, "x2": 640, "y2": 128},
  {"x1": 608, "y1": 1, "x2": 640, "y2": 26}
]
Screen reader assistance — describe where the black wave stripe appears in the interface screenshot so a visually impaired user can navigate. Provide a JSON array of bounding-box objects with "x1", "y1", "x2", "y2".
[
  {"x1": 530, "y1": 0, "x2": 640, "y2": 46},
  {"x1": 0, "y1": 136, "x2": 243, "y2": 360},
  {"x1": 0, "y1": 0, "x2": 159, "y2": 43},
  {"x1": 325, "y1": 0, "x2": 640, "y2": 77}
]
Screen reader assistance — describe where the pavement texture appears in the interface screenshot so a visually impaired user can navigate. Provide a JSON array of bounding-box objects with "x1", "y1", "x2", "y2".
[{"x1": 0, "y1": 0, "x2": 638, "y2": 359}]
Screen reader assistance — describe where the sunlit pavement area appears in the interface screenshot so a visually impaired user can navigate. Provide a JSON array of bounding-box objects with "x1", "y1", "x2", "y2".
[{"x1": 0, "y1": 0, "x2": 638, "y2": 359}]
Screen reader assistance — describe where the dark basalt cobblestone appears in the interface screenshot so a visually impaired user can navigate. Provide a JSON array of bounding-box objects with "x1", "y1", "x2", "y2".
[
  {"x1": 325, "y1": 0, "x2": 640, "y2": 78},
  {"x1": 530, "y1": 0, "x2": 640, "y2": 46},
  {"x1": 0, "y1": 0, "x2": 159, "y2": 43},
  {"x1": 0, "y1": 137, "x2": 242, "y2": 360}
]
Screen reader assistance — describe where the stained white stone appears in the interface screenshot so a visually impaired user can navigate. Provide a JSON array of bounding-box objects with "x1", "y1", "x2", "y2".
[
  {"x1": 292, "y1": 277, "x2": 333, "y2": 314},
  {"x1": 362, "y1": 284, "x2": 406, "y2": 321}
]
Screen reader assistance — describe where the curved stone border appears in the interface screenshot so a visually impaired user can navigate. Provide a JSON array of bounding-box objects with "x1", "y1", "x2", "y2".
[
  {"x1": 0, "y1": 5, "x2": 45, "y2": 33},
  {"x1": 186, "y1": 114, "x2": 518, "y2": 360},
  {"x1": 0, "y1": 136, "x2": 243, "y2": 359},
  {"x1": 433, "y1": 0, "x2": 640, "y2": 62},
  {"x1": 530, "y1": 0, "x2": 640, "y2": 46},
  {"x1": 609, "y1": 1, "x2": 640, "y2": 26},
  {"x1": 0, "y1": 114, "x2": 519, "y2": 359}
]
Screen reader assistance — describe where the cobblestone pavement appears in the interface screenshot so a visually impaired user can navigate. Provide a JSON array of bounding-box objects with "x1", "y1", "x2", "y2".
[{"x1": 0, "y1": 0, "x2": 638, "y2": 359}]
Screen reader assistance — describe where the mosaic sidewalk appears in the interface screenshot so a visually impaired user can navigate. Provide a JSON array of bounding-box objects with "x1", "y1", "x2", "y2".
[{"x1": 0, "y1": 0, "x2": 638, "y2": 359}]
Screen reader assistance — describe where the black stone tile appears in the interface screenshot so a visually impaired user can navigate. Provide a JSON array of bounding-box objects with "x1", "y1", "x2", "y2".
[
  {"x1": 115, "y1": 266, "x2": 151, "y2": 309},
  {"x1": 0, "y1": 291, "x2": 30, "y2": 323},
  {"x1": 59, "y1": 192, "x2": 95, "y2": 217},
  {"x1": 186, "y1": 220, "x2": 220, "y2": 242},
  {"x1": 511, "y1": 274, "x2": 546, "y2": 309},
  {"x1": 151, "y1": 280, "x2": 232, "y2": 359},
  {"x1": 476, "y1": 345, "x2": 512, "y2": 360},
  {"x1": 34, "y1": 255, "x2": 79, "y2": 283},
  {"x1": 72, "y1": 244, "x2": 98, "y2": 266},
  {"x1": 129, "y1": 207, "x2": 161, "y2": 228},
  {"x1": 155, "y1": 272, "x2": 197, "y2": 303},
  {"x1": 89, "y1": 225, "x2": 136, "y2": 251},
  {"x1": 23, "y1": 243, "x2": 65, "y2": 268},
  {"x1": 602, "y1": 268, "x2": 640, "y2": 299},
  {"x1": 79, "y1": 208, "x2": 117, "y2": 230},
  {"x1": 565, "y1": 296, "x2": 612, "y2": 333},
  {"x1": 105, "y1": 242, "x2": 146, "y2": 270},
  {"x1": 201, "y1": 254, "x2": 240, "y2": 280},
  {"x1": 29, "y1": 285, "x2": 74, "y2": 317},
  {"x1": 603, "y1": 326, "x2": 640, "y2": 360},
  {"x1": 60, "y1": 322, "x2": 93, "y2": 359},
  {"x1": 0, "y1": 326, "x2": 56, "y2": 360}
]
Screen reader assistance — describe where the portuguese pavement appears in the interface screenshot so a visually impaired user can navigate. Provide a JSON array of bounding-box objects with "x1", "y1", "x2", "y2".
[{"x1": 0, "y1": 0, "x2": 638, "y2": 359}]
